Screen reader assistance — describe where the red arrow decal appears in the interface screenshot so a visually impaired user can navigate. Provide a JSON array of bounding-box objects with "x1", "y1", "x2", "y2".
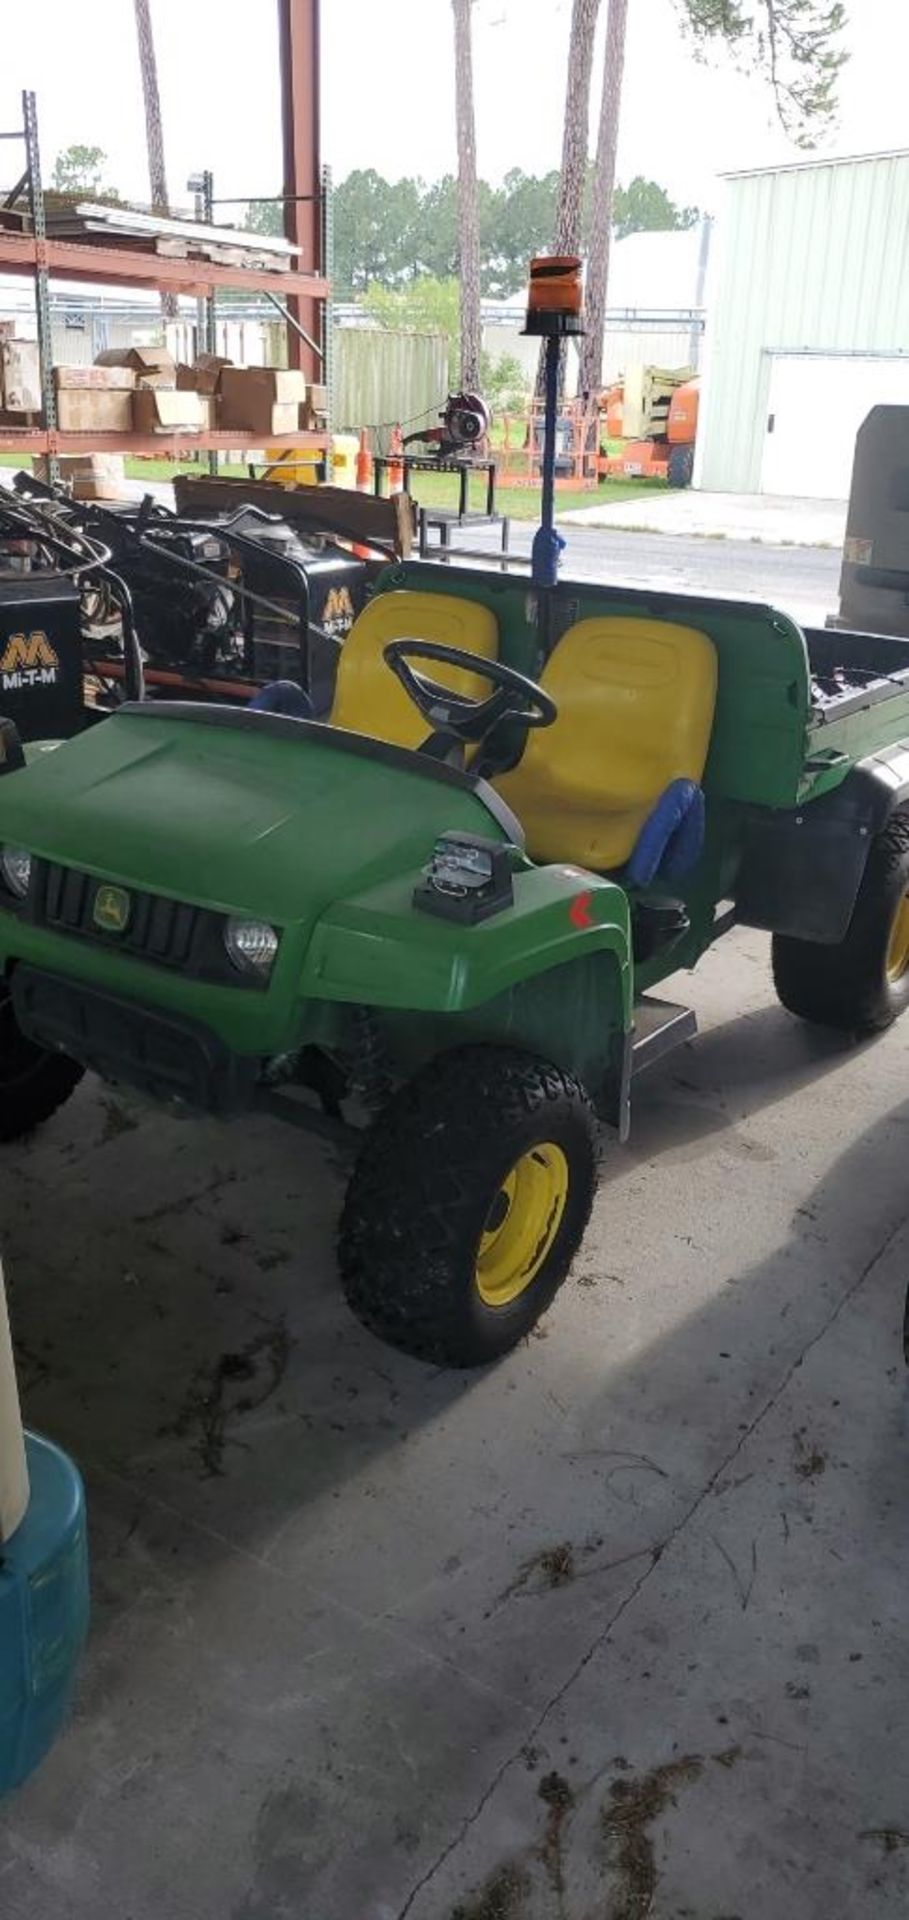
[{"x1": 569, "y1": 890, "x2": 594, "y2": 930}]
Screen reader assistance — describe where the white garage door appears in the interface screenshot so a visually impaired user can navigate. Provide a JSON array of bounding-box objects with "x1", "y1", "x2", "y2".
[{"x1": 760, "y1": 353, "x2": 909, "y2": 499}]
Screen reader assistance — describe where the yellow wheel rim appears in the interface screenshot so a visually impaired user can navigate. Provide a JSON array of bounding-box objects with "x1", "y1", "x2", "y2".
[
  {"x1": 475, "y1": 1142, "x2": 570, "y2": 1309},
  {"x1": 887, "y1": 894, "x2": 909, "y2": 984}
]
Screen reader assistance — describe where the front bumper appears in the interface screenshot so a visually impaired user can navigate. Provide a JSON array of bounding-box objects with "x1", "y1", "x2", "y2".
[{"x1": 12, "y1": 967, "x2": 258, "y2": 1115}]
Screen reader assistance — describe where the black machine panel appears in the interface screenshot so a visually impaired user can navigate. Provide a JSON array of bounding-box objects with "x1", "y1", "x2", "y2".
[
  {"x1": 0, "y1": 475, "x2": 378, "y2": 742},
  {"x1": 0, "y1": 575, "x2": 85, "y2": 744},
  {"x1": 73, "y1": 499, "x2": 371, "y2": 713}
]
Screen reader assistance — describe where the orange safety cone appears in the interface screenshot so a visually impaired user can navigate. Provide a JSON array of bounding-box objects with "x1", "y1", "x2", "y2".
[
  {"x1": 355, "y1": 427, "x2": 374, "y2": 492},
  {"x1": 388, "y1": 424, "x2": 405, "y2": 494}
]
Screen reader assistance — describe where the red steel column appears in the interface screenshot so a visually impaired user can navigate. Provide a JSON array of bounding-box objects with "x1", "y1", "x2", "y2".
[{"x1": 278, "y1": 0, "x2": 321, "y2": 378}]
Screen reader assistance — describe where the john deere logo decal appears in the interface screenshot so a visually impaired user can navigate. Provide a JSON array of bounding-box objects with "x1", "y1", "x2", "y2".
[
  {"x1": 0, "y1": 630, "x2": 60, "y2": 692},
  {"x1": 93, "y1": 885, "x2": 131, "y2": 934}
]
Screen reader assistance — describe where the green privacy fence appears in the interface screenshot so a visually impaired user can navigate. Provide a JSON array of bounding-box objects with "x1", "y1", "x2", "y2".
[{"x1": 333, "y1": 328, "x2": 449, "y2": 454}]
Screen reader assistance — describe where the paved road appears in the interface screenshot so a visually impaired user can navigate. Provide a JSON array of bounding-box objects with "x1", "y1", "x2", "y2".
[{"x1": 465, "y1": 521, "x2": 842, "y2": 630}]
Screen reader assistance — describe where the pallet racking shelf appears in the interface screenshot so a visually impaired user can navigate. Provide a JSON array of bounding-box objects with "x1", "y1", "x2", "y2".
[{"x1": 0, "y1": 92, "x2": 332, "y2": 474}]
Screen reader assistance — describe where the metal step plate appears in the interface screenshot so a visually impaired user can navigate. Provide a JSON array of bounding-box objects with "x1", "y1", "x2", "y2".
[{"x1": 631, "y1": 996, "x2": 698, "y2": 1077}]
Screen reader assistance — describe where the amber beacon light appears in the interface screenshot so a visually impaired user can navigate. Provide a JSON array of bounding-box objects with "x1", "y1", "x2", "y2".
[
  {"x1": 522, "y1": 254, "x2": 586, "y2": 589},
  {"x1": 523, "y1": 254, "x2": 586, "y2": 337}
]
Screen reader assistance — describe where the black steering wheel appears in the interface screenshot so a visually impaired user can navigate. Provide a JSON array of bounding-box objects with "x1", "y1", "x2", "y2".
[{"x1": 383, "y1": 639, "x2": 556, "y2": 762}]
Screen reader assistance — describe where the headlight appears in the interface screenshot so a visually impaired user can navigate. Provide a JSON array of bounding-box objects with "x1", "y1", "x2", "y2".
[
  {"x1": 0, "y1": 846, "x2": 32, "y2": 900},
  {"x1": 224, "y1": 916, "x2": 279, "y2": 978}
]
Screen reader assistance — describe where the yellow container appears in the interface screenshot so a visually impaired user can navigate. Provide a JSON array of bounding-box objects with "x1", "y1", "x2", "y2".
[
  {"x1": 264, "y1": 447, "x2": 321, "y2": 488},
  {"x1": 331, "y1": 432, "x2": 359, "y2": 490}
]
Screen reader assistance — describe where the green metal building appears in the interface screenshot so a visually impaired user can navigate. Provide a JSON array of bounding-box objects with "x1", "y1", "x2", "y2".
[{"x1": 696, "y1": 149, "x2": 909, "y2": 498}]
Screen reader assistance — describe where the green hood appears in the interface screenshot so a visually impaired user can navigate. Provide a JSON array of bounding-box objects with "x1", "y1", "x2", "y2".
[{"x1": 0, "y1": 707, "x2": 511, "y2": 924}]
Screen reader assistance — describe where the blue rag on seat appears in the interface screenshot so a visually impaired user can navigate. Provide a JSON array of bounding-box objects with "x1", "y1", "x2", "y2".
[
  {"x1": 248, "y1": 680, "x2": 313, "y2": 718},
  {"x1": 627, "y1": 778, "x2": 705, "y2": 888}
]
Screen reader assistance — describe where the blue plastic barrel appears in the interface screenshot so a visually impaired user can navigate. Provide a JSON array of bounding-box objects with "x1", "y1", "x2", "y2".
[{"x1": 0, "y1": 1432, "x2": 89, "y2": 1793}]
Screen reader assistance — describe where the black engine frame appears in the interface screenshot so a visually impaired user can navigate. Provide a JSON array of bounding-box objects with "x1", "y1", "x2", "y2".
[{"x1": 2, "y1": 474, "x2": 376, "y2": 739}]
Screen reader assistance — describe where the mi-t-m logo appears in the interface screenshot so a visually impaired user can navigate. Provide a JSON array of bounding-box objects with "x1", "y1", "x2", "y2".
[
  {"x1": 0, "y1": 630, "x2": 60, "y2": 691},
  {"x1": 320, "y1": 586, "x2": 355, "y2": 636}
]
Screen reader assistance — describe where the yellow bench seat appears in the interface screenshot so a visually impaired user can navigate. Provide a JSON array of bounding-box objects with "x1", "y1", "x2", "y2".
[
  {"x1": 496, "y1": 615, "x2": 717, "y2": 871},
  {"x1": 329, "y1": 590, "x2": 499, "y2": 751}
]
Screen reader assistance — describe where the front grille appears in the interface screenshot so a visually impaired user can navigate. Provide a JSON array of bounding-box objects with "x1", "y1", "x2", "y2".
[
  {"x1": 24, "y1": 861, "x2": 273, "y2": 990},
  {"x1": 42, "y1": 861, "x2": 201, "y2": 968}
]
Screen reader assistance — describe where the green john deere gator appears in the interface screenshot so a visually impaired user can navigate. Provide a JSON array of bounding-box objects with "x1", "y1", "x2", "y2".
[{"x1": 2, "y1": 561, "x2": 909, "y2": 1365}]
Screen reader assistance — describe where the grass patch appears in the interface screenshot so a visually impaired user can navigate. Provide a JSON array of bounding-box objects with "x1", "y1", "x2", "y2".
[
  {"x1": 0, "y1": 453, "x2": 254, "y2": 483},
  {"x1": 403, "y1": 470, "x2": 666, "y2": 522}
]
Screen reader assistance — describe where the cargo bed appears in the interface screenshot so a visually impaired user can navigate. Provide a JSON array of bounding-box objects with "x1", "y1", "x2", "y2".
[{"x1": 804, "y1": 624, "x2": 909, "y2": 779}]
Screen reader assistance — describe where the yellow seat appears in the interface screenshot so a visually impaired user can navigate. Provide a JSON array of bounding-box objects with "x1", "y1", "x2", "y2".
[
  {"x1": 495, "y1": 615, "x2": 717, "y2": 870},
  {"x1": 329, "y1": 590, "x2": 499, "y2": 750}
]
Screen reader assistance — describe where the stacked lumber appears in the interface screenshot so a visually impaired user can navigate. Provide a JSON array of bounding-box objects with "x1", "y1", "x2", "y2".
[{"x1": 44, "y1": 202, "x2": 299, "y2": 274}]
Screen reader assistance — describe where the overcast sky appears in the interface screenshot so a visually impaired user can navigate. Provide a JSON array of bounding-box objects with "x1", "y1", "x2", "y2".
[{"x1": 0, "y1": 0, "x2": 904, "y2": 220}]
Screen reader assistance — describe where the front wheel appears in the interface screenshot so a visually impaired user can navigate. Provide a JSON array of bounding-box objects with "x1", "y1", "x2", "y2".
[
  {"x1": 0, "y1": 984, "x2": 84, "y2": 1141},
  {"x1": 338, "y1": 1046, "x2": 599, "y2": 1366},
  {"x1": 772, "y1": 810, "x2": 909, "y2": 1034},
  {"x1": 668, "y1": 443, "x2": 694, "y2": 489}
]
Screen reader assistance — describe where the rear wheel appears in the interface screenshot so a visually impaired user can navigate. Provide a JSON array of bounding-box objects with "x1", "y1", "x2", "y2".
[
  {"x1": 338, "y1": 1046, "x2": 599, "y2": 1366},
  {"x1": 0, "y1": 983, "x2": 84, "y2": 1141},
  {"x1": 772, "y1": 810, "x2": 909, "y2": 1033}
]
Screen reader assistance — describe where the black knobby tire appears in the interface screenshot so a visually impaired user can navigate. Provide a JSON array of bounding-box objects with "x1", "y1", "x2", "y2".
[
  {"x1": 338, "y1": 1045, "x2": 599, "y2": 1366},
  {"x1": 668, "y1": 443, "x2": 694, "y2": 489},
  {"x1": 0, "y1": 984, "x2": 84, "y2": 1142},
  {"x1": 772, "y1": 809, "x2": 909, "y2": 1034}
]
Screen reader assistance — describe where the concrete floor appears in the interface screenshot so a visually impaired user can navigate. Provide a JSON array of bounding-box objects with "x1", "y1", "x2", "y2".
[{"x1": 2, "y1": 926, "x2": 909, "y2": 1919}]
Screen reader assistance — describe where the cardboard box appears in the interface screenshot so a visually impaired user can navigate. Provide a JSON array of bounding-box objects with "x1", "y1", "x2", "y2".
[
  {"x1": 95, "y1": 345, "x2": 176, "y2": 388},
  {"x1": 221, "y1": 402, "x2": 299, "y2": 440},
  {"x1": 247, "y1": 401, "x2": 300, "y2": 439},
  {"x1": 56, "y1": 388, "x2": 134, "y2": 431},
  {"x1": 219, "y1": 367, "x2": 306, "y2": 432},
  {"x1": 35, "y1": 452, "x2": 127, "y2": 500},
  {"x1": 176, "y1": 354, "x2": 232, "y2": 395},
  {"x1": 299, "y1": 384, "x2": 329, "y2": 431},
  {"x1": 132, "y1": 388, "x2": 205, "y2": 433},
  {"x1": 181, "y1": 393, "x2": 218, "y2": 431},
  {"x1": 1, "y1": 339, "x2": 41, "y2": 414},
  {"x1": 54, "y1": 364, "x2": 135, "y2": 391},
  {"x1": 197, "y1": 351, "x2": 233, "y2": 377}
]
